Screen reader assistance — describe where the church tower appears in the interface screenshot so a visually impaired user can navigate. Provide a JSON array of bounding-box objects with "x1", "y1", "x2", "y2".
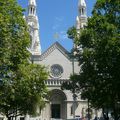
[
  {"x1": 26, "y1": 0, "x2": 41, "y2": 55},
  {"x1": 76, "y1": 0, "x2": 87, "y2": 33}
]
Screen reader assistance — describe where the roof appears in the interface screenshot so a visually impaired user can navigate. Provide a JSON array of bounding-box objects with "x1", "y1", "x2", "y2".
[
  {"x1": 31, "y1": 42, "x2": 71, "y2": 61},
  {"x1": 40, "y1": 42, "x2": 71, "y2": 60}
]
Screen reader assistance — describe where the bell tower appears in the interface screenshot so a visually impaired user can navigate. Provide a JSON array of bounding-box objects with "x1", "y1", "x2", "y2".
[
  {"x1": 28, "y1": 0, "x2": 36, "y2": 16},
  {"x1": 26, "y1": 0, "x2": 41, "y2": 55},
  {"x1": 76, "y1": 0, "x2": 87, "y2": 32}
]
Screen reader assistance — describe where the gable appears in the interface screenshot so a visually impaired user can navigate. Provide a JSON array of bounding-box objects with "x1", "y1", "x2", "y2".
[
  {"x1": 32, "y1": 42, "x2": 80, "y2": 79},
  {"x1": 39, "y1": 42, "x2": 71, "y2": 61}
]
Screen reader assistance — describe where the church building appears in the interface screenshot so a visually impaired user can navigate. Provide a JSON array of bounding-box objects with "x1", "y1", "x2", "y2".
[{"x1": 25, "y1": 0, "x2": 101, "y2": 120}]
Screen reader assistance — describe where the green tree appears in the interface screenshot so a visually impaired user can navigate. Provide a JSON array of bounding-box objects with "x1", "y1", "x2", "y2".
[
  {"x1": 62, "y1": 0, "x2": 120, "y2": 120},
  {"x1": 0, "y1": 64, "x2": 48, "y2": 119},
  {"x1": 0, "y1": 0, "x2": 48, "y2": 119}
]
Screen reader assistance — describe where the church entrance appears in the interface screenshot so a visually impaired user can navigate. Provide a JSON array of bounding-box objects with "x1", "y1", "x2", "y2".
[
  {"x1": 50, "y1": 89, "x2": 67, "y2": 119},
  {"x1": 51, "y1": 104, "x2": 61, "y2": 118}
]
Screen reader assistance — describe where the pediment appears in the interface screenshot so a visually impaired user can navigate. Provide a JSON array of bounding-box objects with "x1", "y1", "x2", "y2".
[{"x1": 39, "y1": 42, "x2": 71, "y2": 61}]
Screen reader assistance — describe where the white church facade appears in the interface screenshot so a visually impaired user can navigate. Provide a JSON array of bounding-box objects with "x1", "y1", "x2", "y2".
[
  {"x1": 26, "y1": 0, "x2": 102, "y2": 120},
  {"x1": 0, "y1": 0, "x2": 102, "y2": 120}
]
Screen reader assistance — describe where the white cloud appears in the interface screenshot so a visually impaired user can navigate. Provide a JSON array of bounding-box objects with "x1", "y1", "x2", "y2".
[
  {"x1": 52, "y1": 16, "x2": 64, "y2": 30},
  {"x1": 52, "y1": 16, "x2": 68, "y2": 40},
  {"x1": 53, "y1": 31, "x2": 68, "y2": 40},
  {"x1": 52, "y1": 24, "x2": 60, "y2": 30},
  {"x1": 59, "y1": 31, "x2": 67, "y2": 40},
  {"x1": 55, "y1": 17, "x2": 64, "y2": 22}
]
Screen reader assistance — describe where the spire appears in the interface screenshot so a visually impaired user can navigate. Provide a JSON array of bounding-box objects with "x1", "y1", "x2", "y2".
[
  {"x1": 76, "y1": 0, "x2": 87, "y2": 30},
  {"x1": 26, "y1": 0, "x2": 41, "y2": 55},
  {"x1": 78, "y1": 0, "x2": 87, "y2": 17},
  {"x1": 28, "y1": 0, "x2": 36, "y2": 16}
]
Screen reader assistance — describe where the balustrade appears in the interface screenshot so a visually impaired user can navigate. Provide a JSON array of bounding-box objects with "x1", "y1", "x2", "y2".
[{"x1": 45, "y1": 79, "x2": 69, "y2": 86}]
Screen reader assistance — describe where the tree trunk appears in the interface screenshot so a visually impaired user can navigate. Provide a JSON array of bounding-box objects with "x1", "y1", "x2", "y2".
[
  {"x1": 113, "y1": 107, "x2": 118, "y2": 120},
  {"x1": 15, "y1": 108, "x2": 17, "y2": 120}
]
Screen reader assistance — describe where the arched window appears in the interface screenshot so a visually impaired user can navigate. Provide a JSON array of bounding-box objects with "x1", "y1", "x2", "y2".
[
  {"x1": 82, "y1": 8, "x2": 84, "y2": 15},
  {"x1": 31, "y1": 7, "x2": 32, "y2": 14}
]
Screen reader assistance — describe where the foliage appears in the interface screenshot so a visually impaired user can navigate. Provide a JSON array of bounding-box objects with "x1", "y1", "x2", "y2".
[
  {"x1": 0, "y1": 64, "x2": 48, "y2": 117},
  {"x1": 0, "y1": 0, "x2": 30, "y2": 67},
  {"x1": 0, "y1": 0, "x2": 48, "y2": 118},
  {"x1": 17, "y1": 64, "x2": 48, "y2": 115},
  {"x1": 62, "y1": 0, "x2": 120, "y2": 120}
]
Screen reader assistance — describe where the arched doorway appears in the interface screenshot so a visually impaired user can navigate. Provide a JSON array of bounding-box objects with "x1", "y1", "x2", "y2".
[{"x1": 50, "y1": 89, "x2": 67, "y2": 119}]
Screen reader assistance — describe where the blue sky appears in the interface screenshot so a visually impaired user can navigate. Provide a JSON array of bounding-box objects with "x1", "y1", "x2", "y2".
[{"x1": 18, "y1": 0, "x2": 96, "y2": 53}]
